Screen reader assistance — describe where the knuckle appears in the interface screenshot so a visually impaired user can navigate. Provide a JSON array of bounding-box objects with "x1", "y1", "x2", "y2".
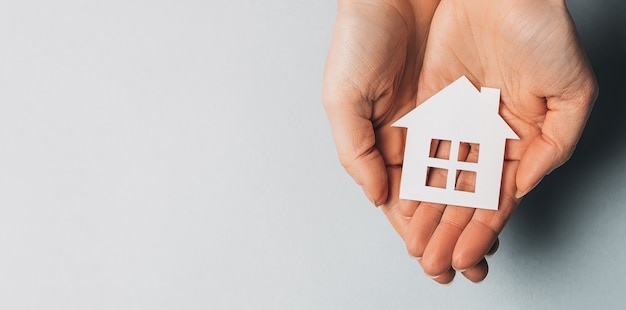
[{"x1": 438, "y1": 219, "x2": 465, "y2": 235}]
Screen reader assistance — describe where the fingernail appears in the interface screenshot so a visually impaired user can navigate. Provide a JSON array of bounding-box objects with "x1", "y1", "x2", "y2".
[
  {"x1": 452, "y1": 266, "x2": 466, "y2": 273},
  {"x1": 369, "y1": 197, "x2": 382, "y2": 208},
  {"x1": 368, "y1": 196, "x2": 377, "y2": 207},
  {"x1": 515, "y1": 186, "x2": 533, "y2": 199},
  {"x1": 442, "y1": 278, "x2": 454, "y2": 286},
  {"x1": 425, "y1": 272, "x2": 441, "y2": 279},
  {"x1": 515, "y1": 176, "x2": 544, "y2": 199},
  {"x1": 363, "y1": 189, "x2": 377, "y2": 207},
  {"x1": 546, "y1": 166, "x2": 559, "y2": 175},
  {"x1": 408, "y1": 253, "x2": 422, "y2": 261}
]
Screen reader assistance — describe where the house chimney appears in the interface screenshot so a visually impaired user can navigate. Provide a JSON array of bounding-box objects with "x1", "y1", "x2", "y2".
[{"x1": 480, "y1": 87, "x2": 501, "y2": 112}]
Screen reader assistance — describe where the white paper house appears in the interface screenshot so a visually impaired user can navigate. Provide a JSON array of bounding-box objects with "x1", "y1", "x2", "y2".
[{"x1": 392, "y1": 76, "x2": 519, "y2": 210}]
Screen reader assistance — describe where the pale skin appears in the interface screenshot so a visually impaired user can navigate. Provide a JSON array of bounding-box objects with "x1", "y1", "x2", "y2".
[{"x1": 322, "y1": 0, "x2": 598, "y2": 284}]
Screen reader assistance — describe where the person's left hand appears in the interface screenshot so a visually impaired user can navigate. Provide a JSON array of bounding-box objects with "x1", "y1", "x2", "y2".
[{"x1": 389, "y1": 0, "x2": 598, "y2": 283}]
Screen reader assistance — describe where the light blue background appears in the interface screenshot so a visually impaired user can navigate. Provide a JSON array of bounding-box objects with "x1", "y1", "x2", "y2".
[{"x1": 0, "y1": 1, "x2": 623, "y2": 309}]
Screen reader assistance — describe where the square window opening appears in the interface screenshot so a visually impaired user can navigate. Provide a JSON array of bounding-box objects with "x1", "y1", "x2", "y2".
[
  {"x1": 457, "y1": 142, "x2": 480, "y2": 163},
  {"x1": 426, "y1": 167, "x2": 448, "y2": 189},
  {"x1": 429, "y1": 139, "x2": 451, "y2": 160},
  {"x1": 454, "y1": 170, "x2": 476, "y2": 193}
]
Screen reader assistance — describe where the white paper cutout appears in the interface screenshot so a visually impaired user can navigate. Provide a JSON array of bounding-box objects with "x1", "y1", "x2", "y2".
[{"x1": 392, "y1": 76, "x2": 519, "y2": 210}]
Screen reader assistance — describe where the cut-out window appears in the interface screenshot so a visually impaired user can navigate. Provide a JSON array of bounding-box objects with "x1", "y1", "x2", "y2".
[
  {"x1": 458, "y1": 142, "x2": 479, "y2": 163},
  {"x1": 429, "y1": 139, "x2": 451, "y2": 160},
  {"x1": 455, "y1": 170, "x2": 476, "y2": 193},
  {"x1": 425, "y1": 167, "x2": 448, "y2": 189}
]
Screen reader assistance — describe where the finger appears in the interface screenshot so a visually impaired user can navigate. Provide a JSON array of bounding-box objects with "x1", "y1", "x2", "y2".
[
  {"x1": 405, "y1": 140, "x2": 451, "y2": 259},
  {"x1": 430, "y1": 268, "x2": 456, "y2": 285},
  {"x1": 379, "y1": 166, "x2": 415, "y2": 239},
  {"x1": 420, "y1": 205, "x2": 473, "y2": 277},
  {"x1": 485, "y1": 237, "x2": 499, "y2": 257},
  {"x1": 405, "y1": 201, "x2": 442, "y2": 259},
  {"x1": 453, "y1": 160, "x2": 520, "y2": 270},
  {"x1": 461, "y1": 258, "x2": 489, "y2": 283},
  {"x1": 420, "y1": 144, "x2": 477, "y2": 277},
  {"x1": 515, "y1": 84, "x2": 597, "y2": 198}
]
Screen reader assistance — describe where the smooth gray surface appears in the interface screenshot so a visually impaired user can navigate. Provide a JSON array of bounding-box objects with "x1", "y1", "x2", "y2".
[{"x1": 0, "y1": 1, "x2": 623, "y2": 309}]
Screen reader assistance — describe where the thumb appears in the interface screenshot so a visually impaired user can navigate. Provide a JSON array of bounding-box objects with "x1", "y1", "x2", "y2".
[
  {"x1": 515, "y1": 133, "x2": 565, "y2": 198},
  {"x1": 321, "y1": 8, "x2": 393, "y2": 206},
  {"x1": 516, "y1": 88, "x2": 597, "y2": 198},
  {"x1": 322, "y1": 92, "x2": 388, "y2": 206}
]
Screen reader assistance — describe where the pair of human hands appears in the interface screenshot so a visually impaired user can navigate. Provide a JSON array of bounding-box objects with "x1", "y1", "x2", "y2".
[{"x1": 322, "y1": 0, "x2": 597, "y2": 284}]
